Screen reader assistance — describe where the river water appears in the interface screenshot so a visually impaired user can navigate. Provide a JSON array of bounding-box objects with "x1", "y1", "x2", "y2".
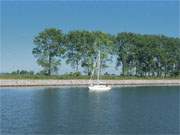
[{"x1": 0, "y1": 86, "x2": 179, "y2": 134}]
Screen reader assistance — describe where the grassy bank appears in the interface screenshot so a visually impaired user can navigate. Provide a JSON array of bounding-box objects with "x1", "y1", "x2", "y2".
[{"x1": 0, "y1": 74, "x2": 179, "y2": 80}]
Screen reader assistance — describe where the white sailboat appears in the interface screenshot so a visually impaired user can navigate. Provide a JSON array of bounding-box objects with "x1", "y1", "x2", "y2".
[{"x1": 88, "y1": 50, "x2": 112, "y2": 91}]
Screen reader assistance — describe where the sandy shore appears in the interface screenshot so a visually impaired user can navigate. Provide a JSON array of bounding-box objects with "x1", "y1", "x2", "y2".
[{"x1": 0, "y1": 79, "x2": 180, "y2": 87}]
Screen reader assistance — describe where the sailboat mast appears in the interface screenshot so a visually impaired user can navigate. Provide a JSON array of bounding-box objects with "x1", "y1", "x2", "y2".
[{"x1": 97, "y1": 50, "x2": 100, "y2": 82}]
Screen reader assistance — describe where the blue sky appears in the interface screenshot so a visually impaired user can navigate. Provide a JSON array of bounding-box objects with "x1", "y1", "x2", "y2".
[{"x1": 1, "y1": 0, "x2": 179, "y2": 74}]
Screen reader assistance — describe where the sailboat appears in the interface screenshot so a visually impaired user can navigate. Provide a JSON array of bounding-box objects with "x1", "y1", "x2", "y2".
[{"x1": 88, "y1": 50, "x2": 112, "y2": 91}]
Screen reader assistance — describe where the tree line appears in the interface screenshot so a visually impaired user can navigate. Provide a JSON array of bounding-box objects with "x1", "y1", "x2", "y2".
[{"x1": 32, "y1": 28, "x2": 180, "y2": 77}]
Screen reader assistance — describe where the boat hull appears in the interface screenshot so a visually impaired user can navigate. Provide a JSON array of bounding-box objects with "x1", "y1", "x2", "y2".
[{"x1": 88, "y1": 85, "x2": 111, "y2": 91}]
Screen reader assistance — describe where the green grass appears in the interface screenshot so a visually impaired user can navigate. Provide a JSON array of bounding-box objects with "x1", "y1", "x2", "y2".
[
  {"x1": 0, "y1": 74, "x2": 179, "y2": 80},
  {"x1": 0, "y1": 74, "x2": 88, "y2": 80}
]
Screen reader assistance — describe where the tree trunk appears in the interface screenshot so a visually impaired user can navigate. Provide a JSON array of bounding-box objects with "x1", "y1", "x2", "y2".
[
  {"x1": 122, "y1": 60, "x2": 125, "y2": 76},
  {"x1": 88, "y1": 71, "x2": 91, "y2": 76},
  {"x1": 164, "y1": 65, "x2": 167, "y2": 77},
  {"x1": 75, "y1": 61, "x2": 79, "y2": 72},
  {"x1": 48, "y1": 56, "x2": 51, "y2": 76}
]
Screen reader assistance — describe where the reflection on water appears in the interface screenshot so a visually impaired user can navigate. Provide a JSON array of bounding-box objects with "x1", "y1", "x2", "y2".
[{"x1": 0, "y1": 86, "x2": 180, "y2": 134}]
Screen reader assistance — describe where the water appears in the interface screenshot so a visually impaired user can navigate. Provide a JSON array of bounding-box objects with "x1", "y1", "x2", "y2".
[{"x1": 0, "y1": 86, "x2": 179, "y2": 134}]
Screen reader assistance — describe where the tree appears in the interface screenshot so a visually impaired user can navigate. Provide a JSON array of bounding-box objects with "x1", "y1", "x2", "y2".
[
  {"x1": 80, "y1": 31, "x2": 97, "y2": 75},
  {"x1": 32, "y1": 28, "x2": 180, "y2": 78},
  {"x1": 81, "y1": 31, "x2": 113, "y2": 75},
  {"x1": 115, "y1": 32, "x2": 180, "y2": 77},
  {"x1": 65, "y1": 30, "x2": 87, "y2": 72},
  {"x1": 32, "y1": 28, "x2": 65, "y2": 75},
  {"x1": 115, "y1": 32, "x2": 137, "y2": 76}
]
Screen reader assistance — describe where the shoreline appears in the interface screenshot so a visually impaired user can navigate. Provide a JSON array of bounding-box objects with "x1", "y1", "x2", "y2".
[{"x1": 0, "y1": 79, "x2": 180, "y2": 87}]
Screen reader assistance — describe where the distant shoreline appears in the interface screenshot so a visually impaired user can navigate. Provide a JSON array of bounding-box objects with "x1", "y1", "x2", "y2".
[{"x1": 0, "y1": 79, "x2": 180, "y2": 87}]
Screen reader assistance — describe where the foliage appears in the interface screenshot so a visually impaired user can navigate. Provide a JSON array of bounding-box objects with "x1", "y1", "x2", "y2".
[
  {"x1": 115, "y1": 33, "x2": 180, "y2": 77},
  {"x1": 0, "y1": 74, "x2": 179, "y2": 80},
  {"x1": 32, "y1": 28, "x2": 65, "y2": 75},
  {"x1": 64, "y1": 30, "x2": 88, "y2": 72},
  {"x1": 81, "y1": 31, "x2": 114, "y2": 75},
  {"x1": 11, "y1": 70, "x2": 34, "y2": 75},
  {"x1": 32, "y1": 28, "x2": 180, "y2": 78}
]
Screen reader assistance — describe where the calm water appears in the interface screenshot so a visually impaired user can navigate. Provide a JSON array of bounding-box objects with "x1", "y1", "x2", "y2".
[{"x1": 0, "y1": 86, "x2": 179, "y2": 135}]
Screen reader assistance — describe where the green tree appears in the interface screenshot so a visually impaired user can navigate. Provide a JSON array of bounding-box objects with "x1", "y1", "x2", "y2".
[
  {"x1": 115, "y1": 32, "x2": 137, "y2": 76},
  {"x1": 65, "y1": 30, "x2": 88, "y2": 72},
  {"x1": 32, "y1": 28, "x2": 65, "y2": 75},
  {"x1": 81, "y1": 31, "x2": 113, "y2": 75},
  {"x1": 115, "y1": 32, "x2": 180, "y2": 77}
]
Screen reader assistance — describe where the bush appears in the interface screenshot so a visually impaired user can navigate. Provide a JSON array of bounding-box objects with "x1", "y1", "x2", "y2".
[{"x1": 73, "y1": 72, "x2": 81, "y2": 77}]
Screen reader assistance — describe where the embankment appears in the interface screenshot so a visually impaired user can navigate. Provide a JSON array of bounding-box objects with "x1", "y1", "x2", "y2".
[{"x1": 0, "y1": 79, "x2": 180, "y2": 87}]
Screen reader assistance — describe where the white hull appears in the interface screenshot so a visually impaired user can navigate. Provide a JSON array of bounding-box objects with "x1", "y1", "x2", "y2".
[{"x1": 88, "y1": 85, "x2": 111, "y2": 91}]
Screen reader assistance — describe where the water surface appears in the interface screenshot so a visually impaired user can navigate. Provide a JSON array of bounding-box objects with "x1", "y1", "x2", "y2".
[{"x1": 0, "y1": 86, "x2": 179, "y2": 134}]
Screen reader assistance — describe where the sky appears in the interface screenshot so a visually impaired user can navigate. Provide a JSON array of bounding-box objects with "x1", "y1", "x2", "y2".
[{"x1": 1, "y1": 0, "x2": 179, "y2": 74}]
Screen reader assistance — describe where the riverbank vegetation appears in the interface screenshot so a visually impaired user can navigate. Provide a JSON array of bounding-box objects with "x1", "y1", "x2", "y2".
[
  {"x1": 0, "y1": 73, "x2": 180, "y2": 80},
  {"x1": 2, "y1": 28, "x2": 180, "y2": 79},
  {"x1": 31, "y1": 28, "x2": 180, "y2": 78}
]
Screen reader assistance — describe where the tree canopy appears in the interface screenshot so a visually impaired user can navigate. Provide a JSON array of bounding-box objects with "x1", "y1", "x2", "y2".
[
  {"x1": 32, "y1": 28, "x2": 65, "y2": 75},
  {"x1": 115, "y1": 33, "x2": 180, "y2": 77},
  {"x1": 33, "y1": 28, "x2": 180, "y2": 77}
]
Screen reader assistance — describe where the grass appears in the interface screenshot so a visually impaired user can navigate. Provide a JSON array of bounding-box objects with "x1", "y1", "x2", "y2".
[{"x1": 0, "y1": 74, "x2": 179, "y2": 80}]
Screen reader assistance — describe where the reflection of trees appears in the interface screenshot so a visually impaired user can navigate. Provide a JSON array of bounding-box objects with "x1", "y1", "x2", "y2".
[{"x1": 32, "y1": 88, "x2": 60, "y2": 134}]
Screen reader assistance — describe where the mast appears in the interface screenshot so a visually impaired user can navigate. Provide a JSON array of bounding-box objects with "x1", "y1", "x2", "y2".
[{"x1": 97, "y1": 50, "x2": 100, "y2": 82}]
